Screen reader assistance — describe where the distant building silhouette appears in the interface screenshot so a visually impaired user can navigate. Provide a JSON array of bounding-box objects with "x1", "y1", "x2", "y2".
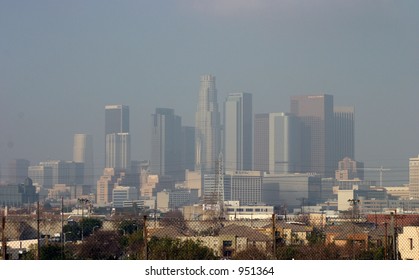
[
  {"x1": 334, "y1": 106, "x2": 355, "y2": 169},
  {"x1": 224, "y1": 92, "x2": 252, "y2": 172},
  {"x1": 8, "y1": 159, "x2": 30, "y2": 185},
  {"x1": 150, "y1": 108, "x2": 182, "y2": 180},
  {"x1": 290, "y1": 94, "x2": 335, "y2": 177},
  {"x1": 73, "y1": 134, "x2": 94, "y2": 186}
]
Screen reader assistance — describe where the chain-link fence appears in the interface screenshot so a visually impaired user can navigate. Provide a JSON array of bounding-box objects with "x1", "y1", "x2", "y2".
[{"x1": 1, "y1": 212, "x2": 417, "y2": 260}]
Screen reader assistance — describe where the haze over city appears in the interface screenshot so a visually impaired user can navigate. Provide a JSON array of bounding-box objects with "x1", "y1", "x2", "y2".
[{"x1": 1, "y1": 0, "x2": 419, "y2": 185}]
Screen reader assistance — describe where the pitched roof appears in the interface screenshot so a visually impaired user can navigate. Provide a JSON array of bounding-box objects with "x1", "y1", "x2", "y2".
[{"x1": 219, "y1": 224, "x2": 271, "y2": 242}]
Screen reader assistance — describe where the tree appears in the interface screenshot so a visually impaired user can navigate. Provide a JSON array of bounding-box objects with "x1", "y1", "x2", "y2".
[
  {"x1": 119, "y1": 219, "x2": 142, "y2": 236},
  {"x1": 63, "y1": 218, "x2": 103, "y2": 241},
  {"x1": 76, "y1": 230, "x2": 123, "y2": 260},
  {"x1": 124, "y1": 231, "x2": 145, "y2": 259},
  {"x1": 147, "y1": 237, "x2": 217, "y2": 260},
  {"x1": 232, "y1": 246, "x2": 270, "y2": 260}
]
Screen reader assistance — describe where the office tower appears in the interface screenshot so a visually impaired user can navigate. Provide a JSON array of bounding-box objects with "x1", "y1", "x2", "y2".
[
  {"x1": 112, "y1": 186, "x2": 138, "y2": 208},
  {"x1": 224, "y1": 92, "x2": 252, "y2": 172},
  {"x1": 73, "y1": 134, "x2": 94, "y2": 186},
  {"x1": 334, "y1": 107, "x2": 355, "y2": 168},
  {"x1": 290, "y1": 94, "x2": 334, "y2": 176},
  {"x1": 195, "y1": 74, "x2": 221, "y2": 174},
  {"x1": 39, "y1": 160, "x2": 84, "y2": 186},
  {"x1": 8, "y1": 159, "x2": 30, "y2": 185},
  {"x1": 409, "y1": 156, "x2": 419, "y2": 200},
  {"x1": 105, "y1": 133, "x2": 131, "y2": 171},
  {"x1": 96, "y1": 168, "x2": 117, "y2": 206},
  {"x1": 253, "y1": 113, "x2": 301, "y2": 174},
  {"x1": 181, "y1": 126, "x2": 196, "y2": 172},
  {"x1": 105, "y1": 105, "x2": 131, "y2": 171},
  {"x1": 0, "y1": 178, "x2": 38, "y2": 207},
  {"x1": 224, "y1": 170, "x2": 262, "y2": 205},
  {"x1": 105, "y1": 105, "x2": 129, "y2": 135},
  {"x1": 335, "y1": 157, "x2": 364, "y2": 181},
  {"x1": 28, "y1": 165, "x2": 53, "y2": 189},
  {"x1": 253, "y1": 114, "x2": 270, "y2": 172},
  {"x1": 150, "y1": 108, "x2": 182, "y2": 180},
  {"x1": 262, "y1": 173, "x2": 322, "y2": 211},
  {"x1": 269, "y1": 113, "x2": 302, "y2": 174}
]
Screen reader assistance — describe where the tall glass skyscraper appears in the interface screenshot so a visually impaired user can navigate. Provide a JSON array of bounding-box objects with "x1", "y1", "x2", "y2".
[
  {"x1": 290, "y1": 94, "x2": 334, "y2": 177},
  {"x1": 253, "y1": 113, "x2": 301, "y2": 174},
  {"x1": 150, "y1": 108, "x2": 182, "y2": 180},
  {"x1": 223, "y1": 92, "x2": 253, "y2": 172},
  {"x1": 105, "y1": 105, "x2": 130, "y2": 171},
  {"x1": 290, "y1": 95, "x2": 355, "y2": 177},
  {"x1": 334, "y1": 106, "x2": 355, "y2": 166},
  {"x1": 105, "y1": 105, "x2": 129, "y2": 135},
  {"x1": 195, "y1": 75, "x2": 221, "y2": 174}
]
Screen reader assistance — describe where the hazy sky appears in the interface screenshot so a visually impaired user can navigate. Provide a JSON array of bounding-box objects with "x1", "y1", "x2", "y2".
[{"x1": 1, "y1": 0, "x2": 418, "y2": 184}]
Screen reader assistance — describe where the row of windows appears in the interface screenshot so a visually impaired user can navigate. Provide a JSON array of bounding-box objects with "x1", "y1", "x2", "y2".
[{"x1": 226, "y1": 208, "x2": 271, "y2": 212}]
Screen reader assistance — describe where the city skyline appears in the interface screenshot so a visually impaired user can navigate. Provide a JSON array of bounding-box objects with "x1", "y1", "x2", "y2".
[{"x1": 1, "y1": 1, "x2": 419, "y2": 185}]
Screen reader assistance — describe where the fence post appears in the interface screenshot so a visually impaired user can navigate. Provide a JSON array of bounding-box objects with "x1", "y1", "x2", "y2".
[
  {"x1": 37, "y1": 200, "x2": 40, "y2": 260},
  {"x1": 143, "y1": 215, "x2": 148, "y2": 260},
  {"x1": 1, "y1": 215, "x2": 6, "y2": 260},
  {"x1": 272, "y1": 214, "x2": 276, "y2": 259}
]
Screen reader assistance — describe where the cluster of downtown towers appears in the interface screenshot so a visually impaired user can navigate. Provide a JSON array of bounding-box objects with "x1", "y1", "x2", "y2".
[{"x1": 103, "y1": 74, "x2": 354, "y2": 185}]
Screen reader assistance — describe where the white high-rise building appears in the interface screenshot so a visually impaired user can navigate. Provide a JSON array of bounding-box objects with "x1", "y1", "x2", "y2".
[
  {"x1": 106, "y1": 133, "x2": 131, "y2": 171},
  {"x1": 253, "y1": 113, "x2": 301, "y2": 174},
  {"x1": 105, "y1": 105, "x2": 130, "y2": 171},
  {"x1": 195, "y1": 74, "x2": 221, "y2": 174},
  {"x1": 224, "y1": 92, "x2": 252, "y2": 172},
  {"x1": 268, "y1": 113, "x2": 301, "y2": 174},
  {"x1": 73, "y1": 134, "x2": 94, "y2": 186}
]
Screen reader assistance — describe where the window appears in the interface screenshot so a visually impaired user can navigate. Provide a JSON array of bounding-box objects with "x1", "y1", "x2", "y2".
[{"x1": 409, "y1": 238, "x2": 414, "y2": 250}]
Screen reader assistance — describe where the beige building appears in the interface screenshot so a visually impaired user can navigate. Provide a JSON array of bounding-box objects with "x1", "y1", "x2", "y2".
[
  {"x1": 184, "y1": 170, "x2": 202, "y2": 197},
  {"x1": 409, "y1": 156, "x2": 419, "y2": 200},
  {"x1": 384, "y1": 186, "x2": 410, "y2": 200},
  {"x1": 140, "y1": 173, "x2": 158, "y2": 198},
  {"x1": 398, "y1": 226, "x2": 419, "y2": 260},
  {"x1": 96, "y1": 168, "x2": 117, "y2": 206}
]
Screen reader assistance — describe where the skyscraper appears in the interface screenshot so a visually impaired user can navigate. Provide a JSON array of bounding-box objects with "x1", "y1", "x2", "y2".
[
  {"x1": 290, "y1": 94, "x2": 334, "y2": 176},
  {"x1": 253, "y1": 114, "x2": 270, "y2": 172},
  {"x1": 181, "y1": 126, "x2": 196, "y2": 172},
  {"x1": 73, "y1": 134, "x2": 94, "y2": 186},
  {"x1": 253, "y1": 113, "x2": 301, "y2": 174},
  {"x1": 334, "y1": 106, "x2": 355, "y2": 167},
  {"x1": 150, "y1": 108, "x2": 182, "y2": 180},
  {"x1": 8, "y1": 159, "x2": 30, "y2": 184},
  {"x1": 105, "y1": 105, "x2": 129, "y2": 135},
  {"x1": 105, "y1": 105, "x2": 131, "y2": 171},
  {"x1": 105, "y1": 133, "x2": 131, "y2": 171},
  {"x1": 268, "y1": 113, "x2": 302, "y2": 174},
  {"x1": 195, "y1": 74, "x2": 221, "y2": 174},
  {"x1": 224, "y1": 92, "x2": 253, "y2": 172}
]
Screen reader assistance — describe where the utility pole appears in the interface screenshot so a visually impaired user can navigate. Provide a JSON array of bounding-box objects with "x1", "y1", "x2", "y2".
[
  {"x1": 61, "y1": 197, "x2": 64, "y2": 260},
  {"x1": 143, "y1": 215, "x2": 148, "y2": 260},
  {"x1": 1, "y1": 214, "x2": 6, "y2": 260},
  {"x1": 348, "y1": 199, "x2": 360, "y2": 221},
  {"x1": 272, "y1": 214, "x2": 276, "y2": 259},
  {"x1": 37, "y1": 199, "x2": 40, "y2": 260}
]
